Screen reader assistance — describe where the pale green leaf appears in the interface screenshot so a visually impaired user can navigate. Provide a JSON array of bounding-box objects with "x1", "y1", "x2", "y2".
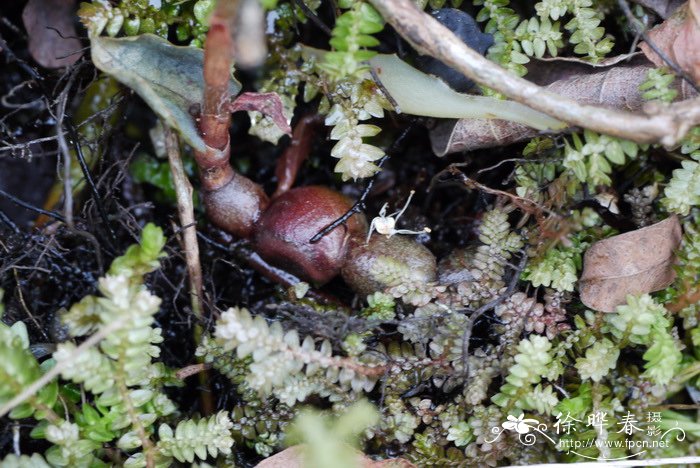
[{"x1": 90, "y1": 34, "x2": 241, "y2": 152}]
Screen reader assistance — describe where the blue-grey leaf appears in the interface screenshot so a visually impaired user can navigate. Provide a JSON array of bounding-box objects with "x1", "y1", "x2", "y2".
[{"x1": 90, "y1": 34, "x2": 241, "y2": 151}]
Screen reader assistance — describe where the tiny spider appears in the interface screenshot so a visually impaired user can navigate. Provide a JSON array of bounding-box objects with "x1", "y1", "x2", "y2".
[{"x1": 367, "y1": 190, "x2": 431, "y2": 243}]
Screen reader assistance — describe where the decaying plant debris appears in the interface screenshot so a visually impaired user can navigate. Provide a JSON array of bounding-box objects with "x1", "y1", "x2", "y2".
[
  {"x1": 1, "y1": 0, "x2": 700, "y2": 466},
  {"x1": 579, "y1": 215, "x2": 682, "y2": 312}
]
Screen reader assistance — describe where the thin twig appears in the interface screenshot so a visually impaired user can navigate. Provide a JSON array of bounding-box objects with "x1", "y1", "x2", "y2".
[
  {"x1": 435, "y1": 163, "x2": 561, "y2": 219},
  {"x1": 0, "y1": 210, "x2": 20, "y2": 233},
  {"x1": 197, "y1": 231, "x2": 346, "y2": 306},
  {"x1": 0, "y1": 33, "x2": 116, "y2": 244},
  {"x1": 176, "y1": 363, "x2": 210, "y2": 380},
  {"x1": 0, "y1": 136, "x2": 60, "y2": 155},
  {"x1": 12, "y1": 268, "x2": 49, "y2": 341},
  {"x1": 54, "y1": 71, "x2": 78, "y2": 227},
  {"x1": 164, "y1": 127, "x2": 204, "y2": 318},
  {"x1": 164, "y1": 126, "x2": 213, "y2": 416},
  {"x1": 309, "y1": 154, "x2": 389, "y2": 243},
  {"x1": 368, "y1": 0, "x2": 700, "y2": 148},
  {"x1": 293, "y1": 0, "x2": 333, "y2": 35},
  {"x1": 0, "y1": 188, "x2": 66, "y2": 222}
]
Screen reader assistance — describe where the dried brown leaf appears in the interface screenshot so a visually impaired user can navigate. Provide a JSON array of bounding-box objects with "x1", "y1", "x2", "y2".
[
  {"x1": 641, "y1": 1, "x2": 700, "y2": 82},
  {"x1": 639, "y1": 8, "x2": 686, "y2": 67},
  {"x1": 22, "y1": 0, "x2": 82, "y2": 68},
  {"x1": 255, "y1": 446, "x2": 416, "y2": 468},
  {"x1": 673, "y1": 0, "x2": 700, "y2": 83},
  {"x1": 579, "y1": 216, "x2": 682, "y2": 312}
]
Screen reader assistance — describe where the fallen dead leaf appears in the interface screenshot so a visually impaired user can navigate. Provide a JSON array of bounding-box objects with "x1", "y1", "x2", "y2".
[
  {"x1": 640, "y1": 0, "x2": 700, "y2": 83},
  {"x1": 22, "y1": 0, "x2": 82, "y2": 68},
  {"x1": 579, "y1": 216, "x2": 682, "y2": 312},
  {"x1": 673, "y1": 0, "x2": 700, "y2": 83},
  {"x1": 255, "y1": 445, "x2": 416, "y2": 468}
]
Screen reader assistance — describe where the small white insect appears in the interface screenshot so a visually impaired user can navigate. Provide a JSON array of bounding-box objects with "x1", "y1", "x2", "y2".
[{"x1": 367, "y1": 190, "x2": 431, "y2": 243}]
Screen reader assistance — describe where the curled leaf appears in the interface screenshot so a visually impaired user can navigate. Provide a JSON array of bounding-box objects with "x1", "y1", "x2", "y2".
[
  {"x1": 90, "y1": 34, "x2": 241, "y2": 151},
  {"x1": 227, "y1": 92, "x2": 292, "y2": 136},
  {"x1": 579, "y1": 216, "x2": 682, "y2": 312}
]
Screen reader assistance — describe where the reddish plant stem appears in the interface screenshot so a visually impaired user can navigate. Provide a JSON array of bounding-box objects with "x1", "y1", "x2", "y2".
[
  {"x1": 273, "y1": 114, "x2": 323, "y2": 198},
  {"x1": 201, "y1": 27, "x2": 233, "y2": 146},
  {"x1": 667, "y1": 281, "x2": 700, "y2": 313},
  {"x1": 197, "y1": 0, "x2": 239, "y2": 191}
]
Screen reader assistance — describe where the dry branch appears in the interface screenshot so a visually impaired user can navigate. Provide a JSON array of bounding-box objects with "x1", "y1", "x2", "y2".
[
  {"x1": 164, "y1": 128, "x2": 204, "y2": 317},
  {"x1": 432, "y1": 60, "x2": 698, "y2": 154},
  {"x1": 163, "y1": 126, "x2": 215, "y2": 415},
  {"x1": 369, "y1": 0, "x2": 700, "y2": 148}
]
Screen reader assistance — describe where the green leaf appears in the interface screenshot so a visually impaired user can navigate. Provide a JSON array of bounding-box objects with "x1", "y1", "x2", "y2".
[
  {"x1": 9, "y1": 402, "x2": 34, "y2": 419},
  {"x1": 555, "y1": 383, "x2": 592, "y2": 418},
  {"x1": 140, "y1": 223, "x2": 166, "y2": 259},
  {"x1": 9, "y1": 321, "x2": 29, "y2": 349},
  {"x1": 90, "y1": 34, "x2": 241, "y2": 152},
  {"x1": 37, "y1": 379, "x2": 59, "y2": 409},
  {"x1": 620, "y1": 140, "x2": 639, "y2": 158},
  {"x1": 193, "y1": 0, "x2": 216, "y2": 23},
  {"x1": 59, "y1": 383, "x2": 82, "y2": 403},
  {"x1": 82, "y1": 404, "x2": 101, "y2": 426},
  {"x1": 605, "y1": 141, "x2": 625, "y2": 165},
  {"x1": 30, "y1": 420, "x2": 49, "y2": 439},
  {"x1": 86, "y1": 427, "x2": 117, "y2": 443}
]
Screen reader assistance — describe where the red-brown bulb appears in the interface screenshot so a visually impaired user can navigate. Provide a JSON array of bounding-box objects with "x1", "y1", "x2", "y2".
[
  {"x1": 203, "y1": 171, "x2": 270, "y2": 239},
  {"x1": 253, "y1": 186, "x2": 367, "y2": 284}
]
